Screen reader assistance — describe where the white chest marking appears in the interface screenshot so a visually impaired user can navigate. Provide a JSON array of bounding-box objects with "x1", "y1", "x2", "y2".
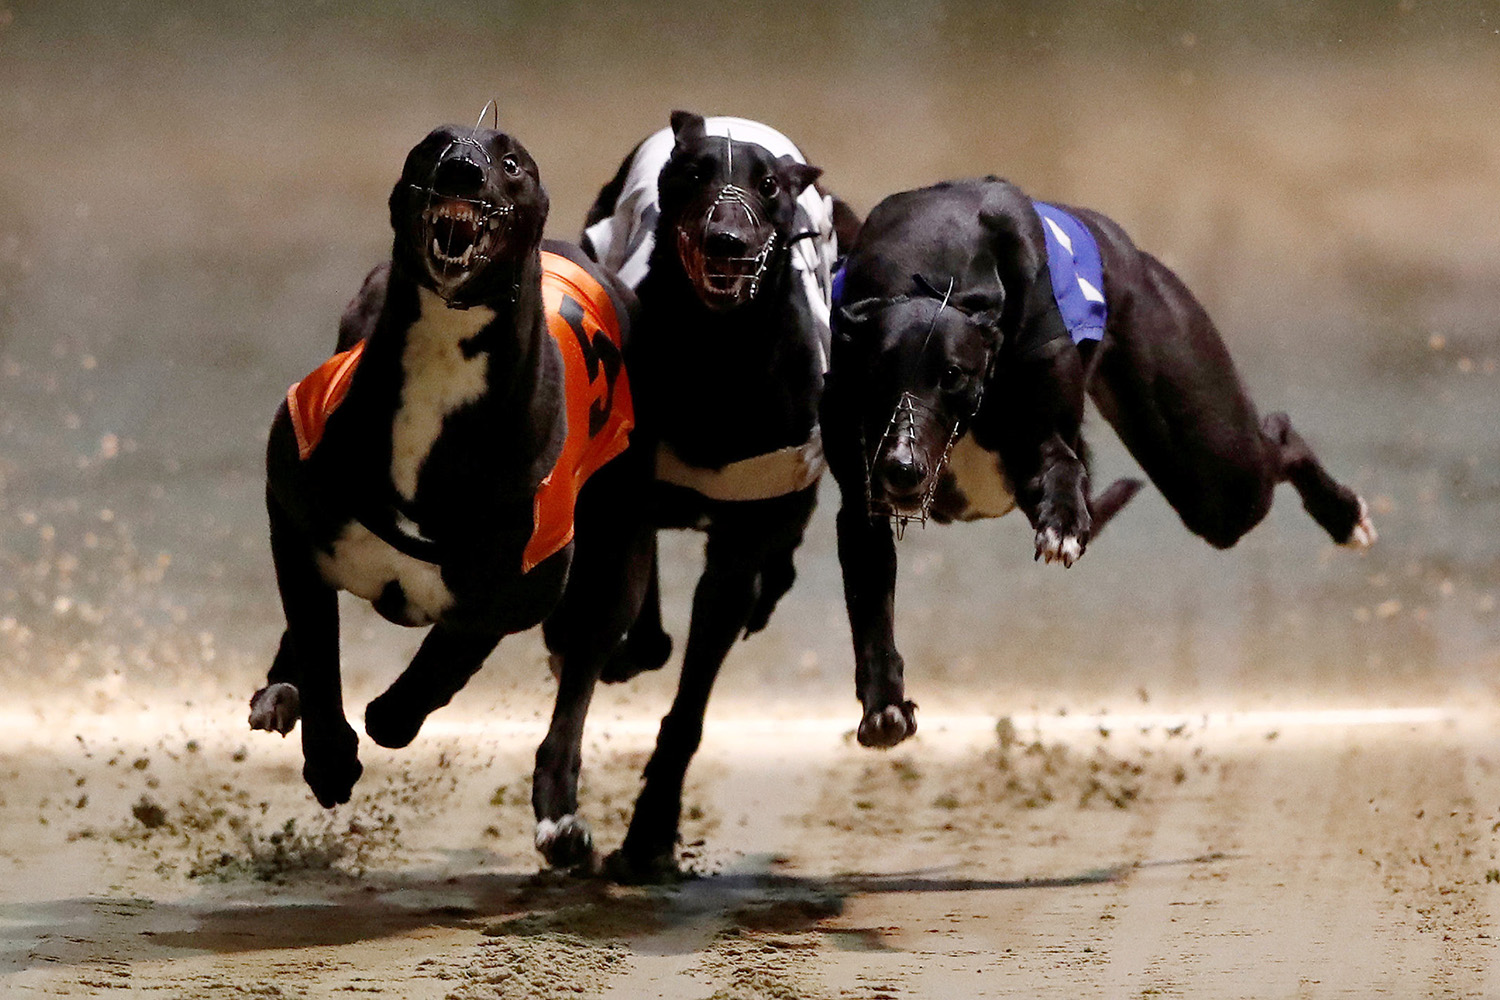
[
  {"x1": 390, "y1": 288, "x2": 495, "y2": 501},
  {"x1": 316, "y1": 520, "x2": 454, "y2": 622},
  {"x1": 947, "y1": 432, "x2": 1016, "y2": 519}
]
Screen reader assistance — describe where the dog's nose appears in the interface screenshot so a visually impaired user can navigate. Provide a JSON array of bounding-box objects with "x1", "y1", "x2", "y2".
[
  {"x1": 878, "y1": 441, "x2": 927, "y2": 495},
  {"x1": 703, "y1": 229, "x2": 750, "y2": 258},
  {"x1": 433, "y1": 156, "x2": 486, "y2": 196}
]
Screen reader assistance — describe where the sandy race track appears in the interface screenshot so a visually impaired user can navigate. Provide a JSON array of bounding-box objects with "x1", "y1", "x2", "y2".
[{"x1": 1, "y1": 695, "x2": 1495, "y2": 999}]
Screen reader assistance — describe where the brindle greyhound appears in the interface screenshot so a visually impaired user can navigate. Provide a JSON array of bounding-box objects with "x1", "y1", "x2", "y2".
[
  {"x1": 823, "y1": 177, "x2": 1375, "y2": 749},
  {"x1": 248, "y1": 123, "x2": 653, "y2": 828},
  {"x1": 541, "y1": 111, "x2": 850, "y2": 878}
]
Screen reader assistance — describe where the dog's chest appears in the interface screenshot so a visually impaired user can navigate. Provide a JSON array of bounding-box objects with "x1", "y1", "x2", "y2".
[
  {"x1": 315, "y1": 519, "x2": 454, "y2": 622},
  {"x1": 939, "y1": 433, "x2": 1016, "y2": 521},
  {"x1": 390, "y1": 289, "x2": 496, "y2": 501}
]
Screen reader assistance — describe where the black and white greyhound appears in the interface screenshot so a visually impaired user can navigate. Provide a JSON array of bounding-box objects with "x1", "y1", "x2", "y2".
[
  {"x1": 536, "y1": 111, "x2": 849, "y2": 878},
  {"x1": 822, "y1": 177, "x2": 1376, "y2": 748},
  {"x1": 248, "y1": 123, "x2": 655, "y2": 829}
]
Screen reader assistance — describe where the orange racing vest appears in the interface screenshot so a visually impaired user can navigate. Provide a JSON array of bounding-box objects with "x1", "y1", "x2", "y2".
[{"x1": 286, "y1": 250, "x2": 634, "y2": 574}]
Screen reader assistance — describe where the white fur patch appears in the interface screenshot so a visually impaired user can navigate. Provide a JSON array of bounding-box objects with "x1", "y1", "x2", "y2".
[
  {"x1": 947, "y1": 432, "x2": 1017, "y2": 519},
  {"x1": 390, "y1": 288, "x2": 495, "y2": 501},
  {"x1": 534, "y1": 814, "x2": 592, "y2": 852},
  {"x1": 1343, "y1": 496, "x2": 1378, "y2": 549},
  {"x1": 316, "y1": 519, "x2": 454, "y2": 622}
]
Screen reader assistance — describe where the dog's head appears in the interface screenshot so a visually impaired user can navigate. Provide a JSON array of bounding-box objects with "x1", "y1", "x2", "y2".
[
  {"x1": 658, "y1": 111, "x2": 822, "y2": 311},
  {"x1": 388, "y1": 125, "x2": 548, "y2": 307},
  {"x1": 833, "y1": 279, "x2": 1004, "y2": 520}
]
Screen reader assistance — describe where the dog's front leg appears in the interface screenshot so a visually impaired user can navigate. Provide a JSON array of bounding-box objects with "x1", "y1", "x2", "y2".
[
  {"x1": 612, "y1": 528, "x2": 762, "y2": 880},
  {"x1": 1026, "y1": 433, "x2": 1092, "y2": 567},
  {"x1": 261, "y1": 496, "x2": 361, "y2": 807},
  {"x1": 836, "y1": 504, "x2": 917, "y2": 749}
]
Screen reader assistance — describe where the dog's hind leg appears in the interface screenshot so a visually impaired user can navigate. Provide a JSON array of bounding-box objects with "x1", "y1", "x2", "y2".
[
  {"x1": 260, "y1": 493, "x2": 361, "y2": 807},
  {"x1": 594, "y1": 553, "x2": 672, "y2": 684},
  {"x1": 363, "y1": 627, "x2": 502, "y2": 749},
  {"x1": 743, "y1": 527, "x2": 803, "y2": 637},
  {"x1": 1262, "y1": 412, "x2": 1376, "y2": 547}
]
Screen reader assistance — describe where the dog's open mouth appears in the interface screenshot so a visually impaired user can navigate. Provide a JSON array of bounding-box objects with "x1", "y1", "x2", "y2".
[
  {"x1": 677, "y1": 229, "x2": 777, "y2": 310},
  {"x1": 421, "y1": 196, "x2": 511, "y2": 283}
]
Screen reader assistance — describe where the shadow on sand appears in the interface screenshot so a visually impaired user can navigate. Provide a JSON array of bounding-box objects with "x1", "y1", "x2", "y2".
[{"x1": 0, "y1": 851, "x2": 1229, "y2": 973}]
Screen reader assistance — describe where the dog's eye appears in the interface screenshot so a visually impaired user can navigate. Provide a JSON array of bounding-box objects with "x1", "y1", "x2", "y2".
[
  {"x1": 501, "y1": 156, "x2": 523, "y2": 178},
  {"x1": 758, "y1": 175, "x2": 780, "y2": 198},
  {"x1": 939, "y1": 366, "x2": 971, "y2": 393}
]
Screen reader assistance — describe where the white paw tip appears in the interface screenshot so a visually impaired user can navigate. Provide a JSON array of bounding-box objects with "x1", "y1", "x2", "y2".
[
  {"x1": 534, "y1": 814, "x2": 590, "y2": 852},
  {"x1": 1059, "y1": 536, "x2": 1083, "y2": 566},
  {"x1": 1343, "y1": 498, "x2": 1377, "y2": 550}
]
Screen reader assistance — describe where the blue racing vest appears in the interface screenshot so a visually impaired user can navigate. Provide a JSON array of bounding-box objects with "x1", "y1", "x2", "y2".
[
  {"x1": 1032, "y1": 201, "x2": 1107, "y2": 345},
  {"x1": 830, "y1": 200, "x2": 1107, "y2": 346}
]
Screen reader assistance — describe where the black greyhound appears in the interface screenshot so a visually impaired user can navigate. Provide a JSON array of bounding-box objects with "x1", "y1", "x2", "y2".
[
  {"x1": 248, "y1": 124, "x2": 653, "y2": 818},
  {"x1": 823, "y1": 177, "x2": 1376, "y2": 748},
  {"x1": 535, "y1": 111, "x2": 846, "y2": 877}
]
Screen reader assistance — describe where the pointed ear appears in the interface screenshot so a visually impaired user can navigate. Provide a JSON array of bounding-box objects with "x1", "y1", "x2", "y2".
[
  {"x1": 837, "y1": 296, "x2": 884, "y2": 328},
  {"x1": 955, "y1": 287, "x2": 1005, "y2": 331},
  {"x1": 777, "y1": 155, "x2": 822, "y2": 197},
  {"x1": 978, "y1": 187, "x2": 1041, "y2": 280},
  {"x1": 670, "y1": 110, "x2": 707, "y2": 150}
]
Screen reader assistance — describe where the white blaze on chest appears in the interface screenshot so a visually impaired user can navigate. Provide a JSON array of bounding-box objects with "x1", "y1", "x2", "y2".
[
  {"x1": 947, "y1": 432, "x2": 1016, "y2": 519},
  {"x1": 390, "y1": 288, "x2": 496, "y2": 500},
  {"x1": 315, "y1": 520, "x2": 454, "y2": 622}
]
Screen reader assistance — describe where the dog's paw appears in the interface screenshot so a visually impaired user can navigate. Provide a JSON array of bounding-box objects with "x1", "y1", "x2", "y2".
[
  {"x1": 1034, "y1": 526, "x2": 1085, "y2": 567},
  {"x1": 1341, "y1": 496, "x2": 1378, "y2": 550},
  {"x1": 535, "y1": 814, "x2": 595, "y2": 870},
  {"x1": 248, "y1": 683, "x2": 300, "y2": 735},
  {"x1": 602, "y1": 846, "x2": 687, "y2": 885},
  {"x1": 302, "y1": 727, "x2": 362, "y2": 808},
  {"x1": 363, "y1": 693, "x2": 425, "y2": 749},
  {"x1": 598, "y1": 629, "x2": 673, "y2": 684},
  {"x1": 857, "y1": 701, "x2": 918, "y2": 749}
]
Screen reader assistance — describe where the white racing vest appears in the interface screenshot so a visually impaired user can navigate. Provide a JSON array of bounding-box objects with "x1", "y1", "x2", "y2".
[{"x1": 585, "y1": 117, "x2": 834, "y2": 501}]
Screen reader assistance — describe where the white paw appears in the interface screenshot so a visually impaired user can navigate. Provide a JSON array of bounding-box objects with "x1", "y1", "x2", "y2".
[
  {"x1": 248, "y1": 683, "x2": 300, "y2": 736},
  {"x1": 534, "y1": 814, "x2": 594, "y2": 868},
  {"x1": 1035, "y1": 527, "x2": 1084, "y2": 567},
  {"x1": 1342, "y1": 497, "x2": 1377, "y2": 549}
]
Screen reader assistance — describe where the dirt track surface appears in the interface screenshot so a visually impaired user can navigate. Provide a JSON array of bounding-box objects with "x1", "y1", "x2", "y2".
[{"x1": 2, "y1": 701, "x2": 1495, "y2": 999}]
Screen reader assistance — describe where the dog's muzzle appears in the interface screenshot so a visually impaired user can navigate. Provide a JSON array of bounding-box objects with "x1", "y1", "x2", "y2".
[
  {"x1": 866, "y1": 392, "x2": 965, "y2": 538},
  {"x1": 677, "y1": 184, "x2": 777, "y2": 309}
]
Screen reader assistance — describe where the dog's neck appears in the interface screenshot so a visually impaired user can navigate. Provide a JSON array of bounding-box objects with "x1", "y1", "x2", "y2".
[
  {"x1": 637, "y1": 217, "x2": 822, "y2": 467},
  {"x1": 357, "y1": 250, "x2": 554, "y2": 507}
]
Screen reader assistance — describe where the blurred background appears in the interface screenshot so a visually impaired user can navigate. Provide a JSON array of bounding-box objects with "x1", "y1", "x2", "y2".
[{"x1": 0, "y1": 0, "x2": 1495, "y2": 724}]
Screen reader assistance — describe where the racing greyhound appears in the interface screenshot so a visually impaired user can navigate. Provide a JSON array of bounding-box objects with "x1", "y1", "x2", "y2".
[
  {"x1": 248, "y1": 123, "x2": 652, "y2": 820},
  {"x1": 546, "y1": 111, "x2": 846, "y2": 878},
  {"x1": 823, "y1": 177, "x2": 1375, "y2": 749}
]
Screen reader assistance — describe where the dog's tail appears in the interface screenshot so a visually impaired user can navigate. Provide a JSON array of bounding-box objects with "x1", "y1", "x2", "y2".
[{"x1": 1088, "y1": 477, "x2": 1144, "y2": 534}]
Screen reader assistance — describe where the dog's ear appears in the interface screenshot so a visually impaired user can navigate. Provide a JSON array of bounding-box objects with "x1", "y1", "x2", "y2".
[
  {"x1": 956, "y1": 288, "x2": 1005, "y2": 333},
  {"x1": 837, "y1": 296, "x2": 884, "y2": 328},
  {"x1": 776, "y1": 155, "x2": 823, "y2": 197},
  {"x1": 977, "y1": 187, "x2": 1041, "y2": 281},
  {"x1": 670, "y1": 111, "x2": 708, "y2": 150}
]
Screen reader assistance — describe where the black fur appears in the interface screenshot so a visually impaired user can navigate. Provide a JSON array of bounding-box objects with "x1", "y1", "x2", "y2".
[
  {"x1": 824, "y1": 177, "x2": 1372, "y2": 749},
  {"x1": 549, "y1": 112, "x2": 846, "y2": 879},
  {"x1": 250, "y1": 125, "x2": 652, "y2": 813}
]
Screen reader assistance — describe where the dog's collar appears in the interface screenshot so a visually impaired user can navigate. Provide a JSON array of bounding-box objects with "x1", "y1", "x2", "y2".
[
  {"x1": 354, "y1": 503, "x2": 441, "y2": 564},
  {"x1": 655, "y1": 429, "x2": 824, "y2": 502}
]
